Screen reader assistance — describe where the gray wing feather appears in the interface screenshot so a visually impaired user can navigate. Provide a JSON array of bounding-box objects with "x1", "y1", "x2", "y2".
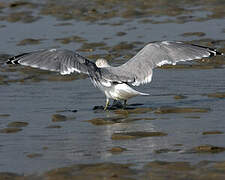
[
  {"x1": 6, "y1": 49, "x2": 99, "y2": 77},
  {"x1": 101, "y1": 41, "x2": 223, "y2": 86}
]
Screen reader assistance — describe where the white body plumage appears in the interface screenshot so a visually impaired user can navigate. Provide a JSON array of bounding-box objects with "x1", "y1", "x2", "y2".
[
  {"x1": 96, "y1": 81, "x2": 149, "y2": 101},
  {"x1": 94, "y1": 58, "x2": 149, "y2": 102}
]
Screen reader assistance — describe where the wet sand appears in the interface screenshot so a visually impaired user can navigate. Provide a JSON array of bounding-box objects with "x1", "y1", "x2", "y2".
[
  {"x1": 0, "y1": 0, "x2": 225, "y2": 179},
  {"x1": 1, "y1": 160, "x2": 225, "y2": 179}
]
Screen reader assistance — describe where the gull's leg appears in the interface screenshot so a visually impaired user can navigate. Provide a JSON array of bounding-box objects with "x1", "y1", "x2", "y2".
[
  {"x1": 112, "y1": 100, "x2": 117, "y2": 105},
  {"x1": 123, "y1": 100, "x2": 127, "y2": 109},
  {"x1": 104, "y1": 98, "x2": 110, "y2": 110}
]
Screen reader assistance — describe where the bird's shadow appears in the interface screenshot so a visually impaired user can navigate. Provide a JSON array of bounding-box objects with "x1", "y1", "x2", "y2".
[
  {"x1": 93, "y1": 101, "x2": 144, "y2": 112},
  {"x1": 92, "y1": 95, "x2": 222, "y2": 113}
]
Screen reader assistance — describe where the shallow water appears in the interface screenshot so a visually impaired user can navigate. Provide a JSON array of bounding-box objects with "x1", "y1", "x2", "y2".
[{"x1": 0, "y1": 0, "x2": 225, "y2": 176}]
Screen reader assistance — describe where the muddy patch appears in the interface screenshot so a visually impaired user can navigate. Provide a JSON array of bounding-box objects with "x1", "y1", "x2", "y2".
[
  {"x1": 27, "y1": 153, "x2": 43, "y2": 159},
  {"x1": 0, "y1": 114, "x2": 10, "y2": 117},
  {"x1": 143, "y1": 161, "x2": 194, "y2": 179},
  {"x1": 7, "y1": 121, "x2": 28, "y2": 127},
  {"x1": 2, "y1": 160, "x2": 225, "y2": 180},
  {"x1": 17, "y1": 38, "x2": 42, "y2": 46},
  {"x1": 111, "y1": 131, "x2": 167, "y2": 140},
  {"x1": 0, "y1": 172, "x2": 26, "y2": 180},
  {"x1": 189, "y1": 145, "x2": 225, "y2": 153},
  {"x1": 0, "y1": 127, "x2": 22, "y2": 133},
  {"x1": 145, "y1": 161, "x2": 194, "y2": 171},
  {"x1": 207, "y1": 92, "x2": 225, "y2": 98},
  {"x1": 108, "y1": 146, "x2": 127, "y2": 154},
  {"x1": 55, "y1": 35, "x2": 86, "y2": 44},
  {"x1": 45, "y1": 163, "x2": 136, "y2": 180},
  {"x1": 46, "y1": 125, "x2": 62, "y2": 129},
  {"x1": 202, "y1": 131, "x2": 224, "y2": 135},
  {"x1": 154, "y1": 148, "x2": 181, "y2": 154},
  {"x1": 52, "y1": 114, "x2": 67, "y2": 122},
  {"x1": 87, "y1": 116, "x2": 125, "y2": 125},
  {"x1": 181, "y1": 32, "x2": 206, "y2": 37},
  {"x1": 173, "y1": 95, "x2": 187, "y2": 100},
  {"x1": 35, "y1": 0, "x2": 225, "y2": 23},
  {"x1": 8, "y1": 1, "x2": 37, "y2": 9},
  {"x1": 154, "y1": 107, "x2": 210, "y2": 114},
  {"x1": 2, "y1": 11, "x2": 40, "y2": 23},
  {"x1": 87, "y1": 116, "x2": 156, "y2": 125}
]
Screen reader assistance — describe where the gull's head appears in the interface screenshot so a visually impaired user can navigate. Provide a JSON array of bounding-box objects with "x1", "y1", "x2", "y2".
[{"x1": 95, "y1": 58, "x2": 110, "y2": 68}]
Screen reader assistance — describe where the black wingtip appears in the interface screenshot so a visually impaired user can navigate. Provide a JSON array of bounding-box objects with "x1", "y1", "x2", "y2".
[
  {"x1": 6, "y1": 58, "x2": 19, "y2": 64},
  {"x1": 6, "y1": 52, "x2": 30, "y2": 64},
  {"x1": 190, "y1": 44, "x2": 223, "y2": 57},
  {"x1": 6, "y1": 60, "x2": 12, "y2": 64},
  {"x1": 208, "y1": 50, "x2": 223, "y2": 57}
]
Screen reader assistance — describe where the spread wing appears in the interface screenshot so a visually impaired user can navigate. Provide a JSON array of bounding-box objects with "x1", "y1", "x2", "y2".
[
  {"x1": 6, "y1": 49, "x2": 100, "y2": 79},
  {"x1": 101, "y1": 41, "x2": 223, "y2": 86}
]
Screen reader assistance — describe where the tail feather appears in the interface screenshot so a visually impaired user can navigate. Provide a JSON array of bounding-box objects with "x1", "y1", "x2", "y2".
[
  {"x1": 138, "y1": 92, "x2": 149, "y2": 96},
  {"x1": 113, "y1": 83, "x2": 149, "y2": 100}
]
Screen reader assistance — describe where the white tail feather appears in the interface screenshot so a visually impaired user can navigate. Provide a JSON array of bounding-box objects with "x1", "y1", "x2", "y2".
[
  {"x1": 138, "y1": 92, "x2": 149, "y2": 96},
  {"x1": 108, "y1": 83, "x2": 149, "y2": 100}
]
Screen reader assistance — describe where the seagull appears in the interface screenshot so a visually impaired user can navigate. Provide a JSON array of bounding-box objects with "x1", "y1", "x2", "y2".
[{"x1": 6, "y1": 41, "x2": 223, "y2": 110}]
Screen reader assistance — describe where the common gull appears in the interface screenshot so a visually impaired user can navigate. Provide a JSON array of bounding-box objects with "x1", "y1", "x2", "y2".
[{"x1": 6, "y1": 41, "x2": 223, "y2": 110}]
